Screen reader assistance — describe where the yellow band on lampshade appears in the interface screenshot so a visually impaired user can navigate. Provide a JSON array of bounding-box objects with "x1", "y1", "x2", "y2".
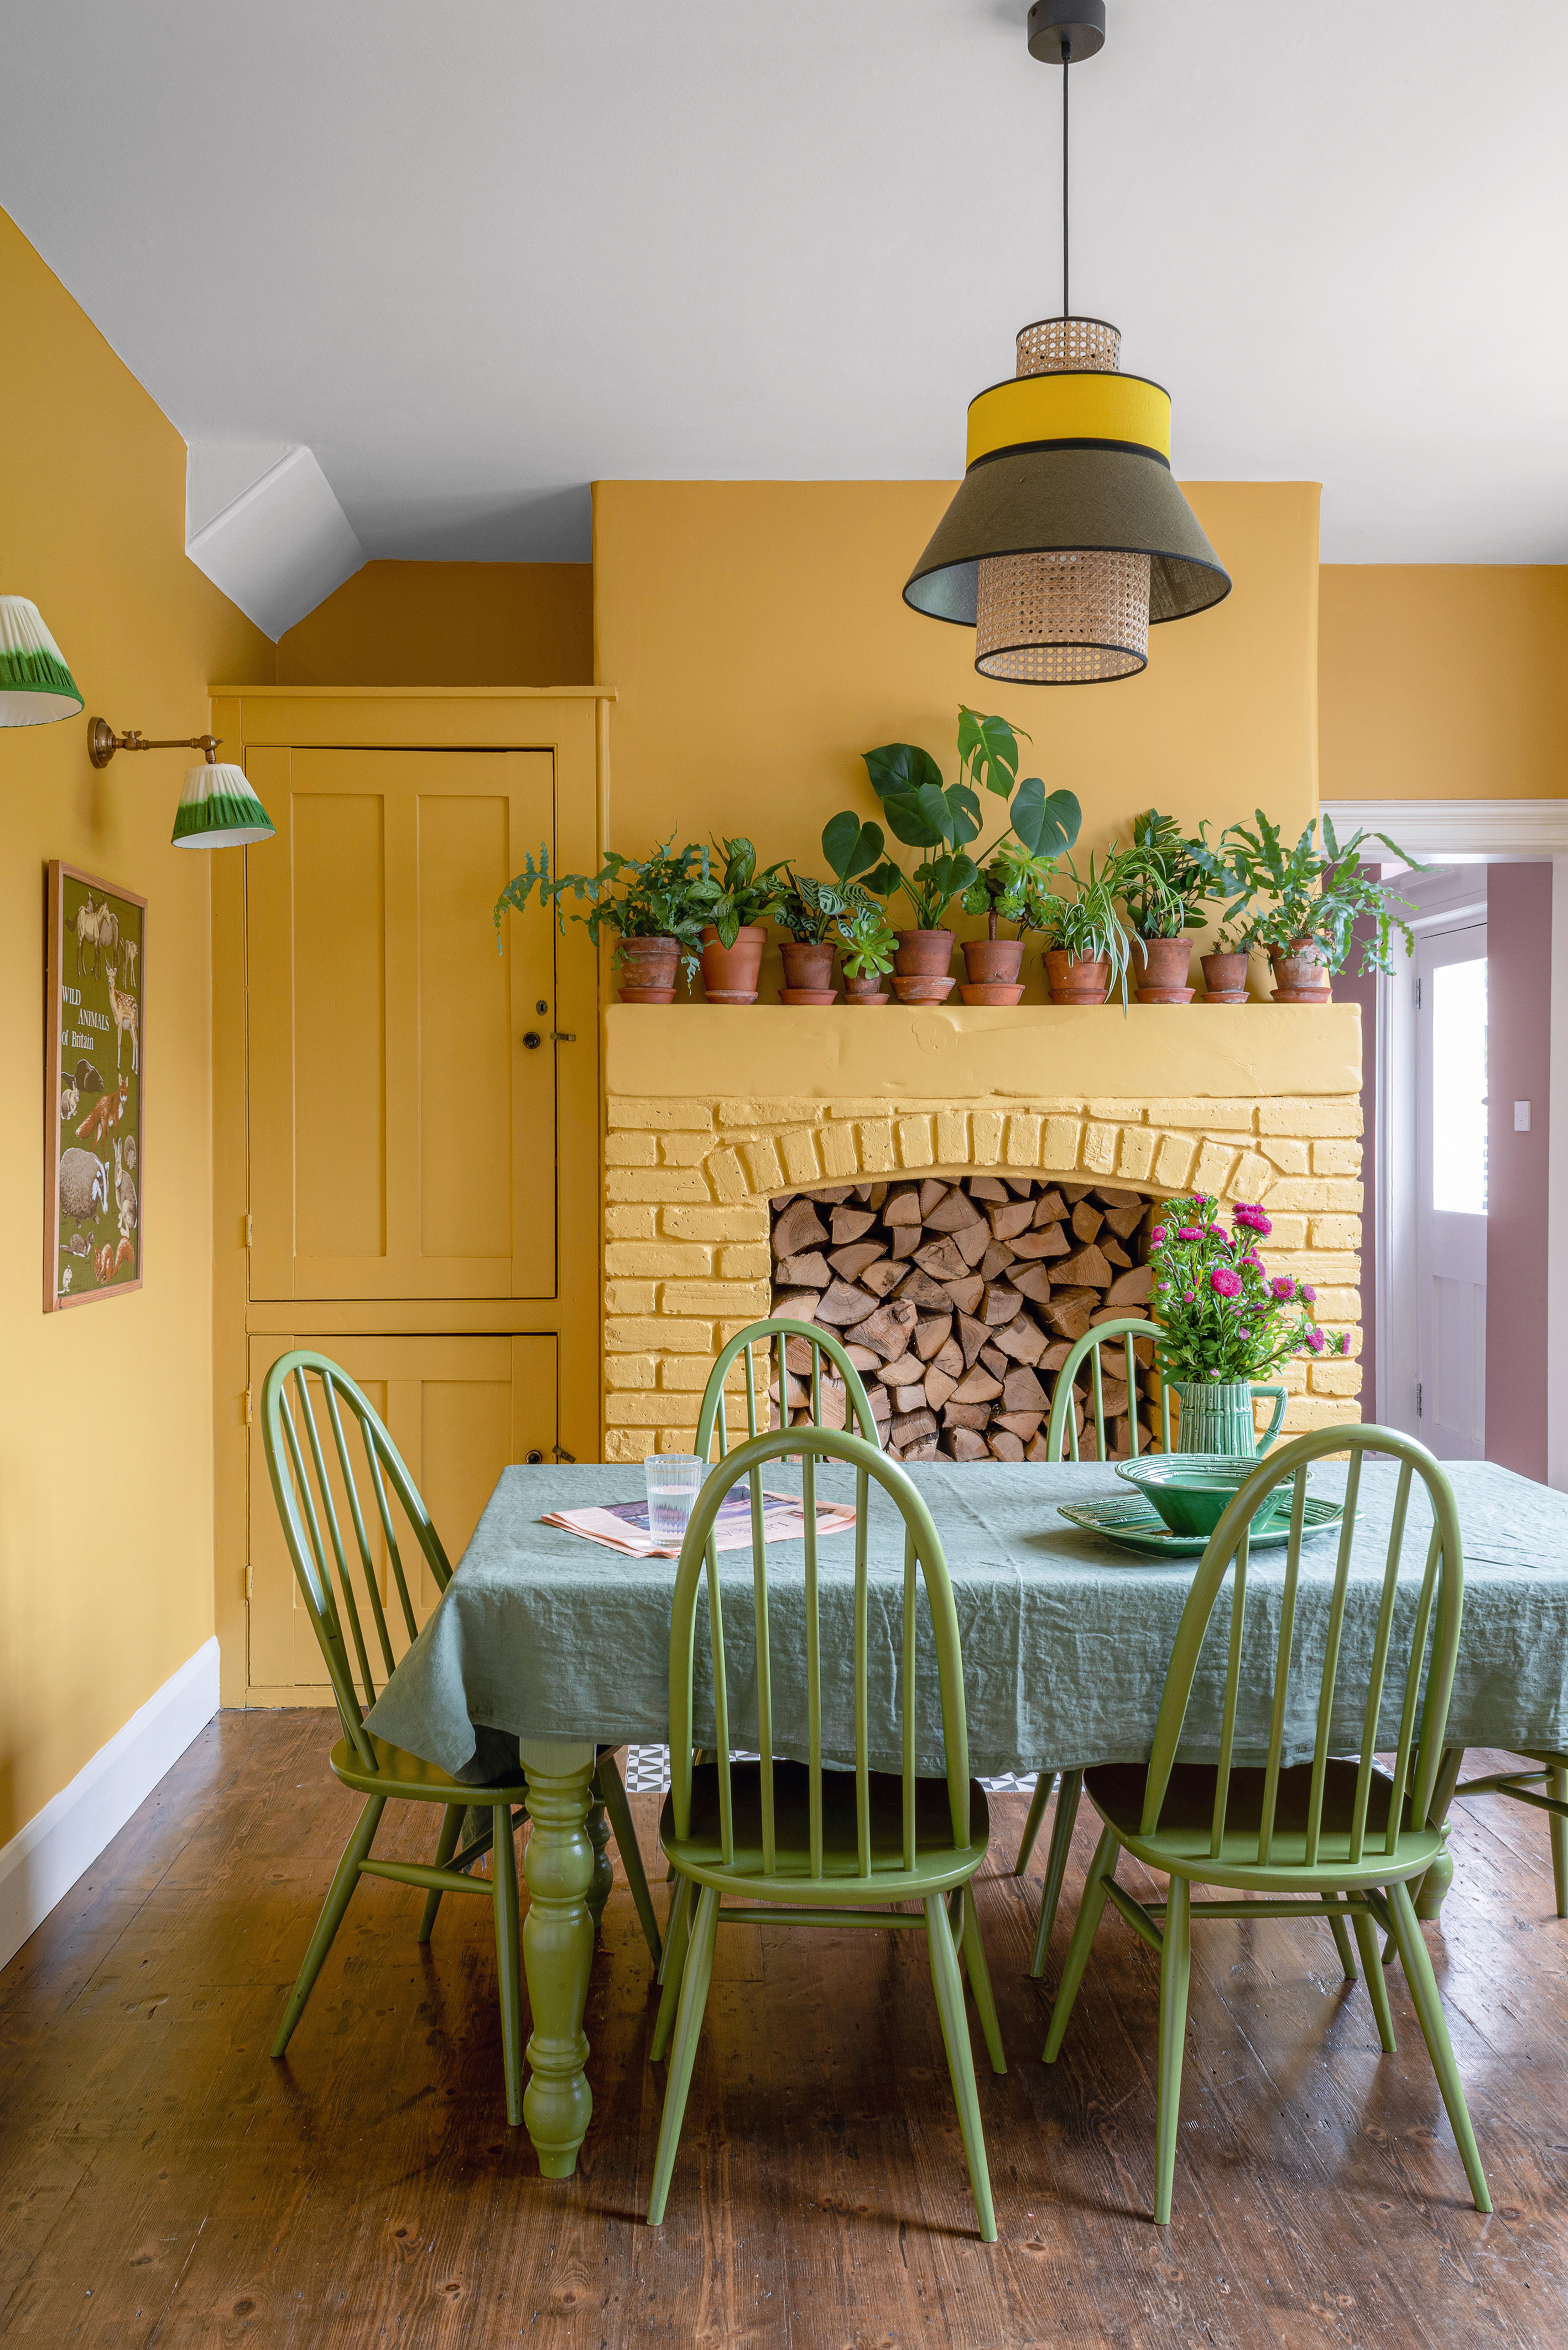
[{"x1": 965, "y1": 371, "x2": 1172, "y2": 470}]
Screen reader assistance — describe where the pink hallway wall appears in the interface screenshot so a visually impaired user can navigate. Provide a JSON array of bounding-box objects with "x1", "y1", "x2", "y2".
[
  {"x1": 1338, "y1": 921, "x2": 1382, "y2": 1422},
  {"x1": 1486, "y1": 863, "x2": 1554, "y2": 1479}
]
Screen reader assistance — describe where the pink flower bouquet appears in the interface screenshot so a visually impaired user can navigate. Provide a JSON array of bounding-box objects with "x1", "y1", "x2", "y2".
[{"x1": 1147, "y1": 1193, "x2": 1349, "y2": 1385}]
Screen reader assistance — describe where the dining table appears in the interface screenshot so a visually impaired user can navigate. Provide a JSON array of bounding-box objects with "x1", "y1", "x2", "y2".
[{"x1": 363, "y1": 1455, "x2": 1568, "y2": 2179}]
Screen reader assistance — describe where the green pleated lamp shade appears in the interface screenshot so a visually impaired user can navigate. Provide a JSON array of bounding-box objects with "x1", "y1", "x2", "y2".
[
  {"x1": 171, "y1": 759, "x2": 276, "y2": 849},
  {"x1": 0, "y1": 595, "x2": 84, "y2": 725}
]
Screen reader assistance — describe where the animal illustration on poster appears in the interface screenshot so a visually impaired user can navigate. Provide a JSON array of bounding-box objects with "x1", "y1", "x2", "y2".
[{"x1": 45, "y1": 862, "x2": 146, "y2": 1310}]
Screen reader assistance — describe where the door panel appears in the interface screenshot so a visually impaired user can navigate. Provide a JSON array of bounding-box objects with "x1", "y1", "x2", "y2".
[
  {"x1": 247, "y1": 747, "x2": 556, "y2": 1300},
  {"x1": 1415, "y1": 923, "x2": 1487, "y2": 1457},
  {"x1": 248, "y1": 1333, "x2": 557, "y2": 1693}
]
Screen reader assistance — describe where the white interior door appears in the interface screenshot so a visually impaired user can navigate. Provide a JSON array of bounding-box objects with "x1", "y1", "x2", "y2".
[{"x1": 1414, "y1": 922, "x2": 1488, "y2": 1456}]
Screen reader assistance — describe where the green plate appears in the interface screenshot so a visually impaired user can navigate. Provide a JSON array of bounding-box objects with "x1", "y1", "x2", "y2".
[{"x1": 1056, "y1": 1493, "x2": 1347, "y2": 1560}]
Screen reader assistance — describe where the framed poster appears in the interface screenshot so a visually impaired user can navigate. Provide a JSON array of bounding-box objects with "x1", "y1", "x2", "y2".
[{"x1": 44, "y1": 861, "x2": 145, "y2": 1310}]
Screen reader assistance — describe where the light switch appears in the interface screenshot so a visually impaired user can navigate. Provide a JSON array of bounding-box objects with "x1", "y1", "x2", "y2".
[{"x1": 1514, "y1": 1100, "x2": 1532, "y2": 1132}]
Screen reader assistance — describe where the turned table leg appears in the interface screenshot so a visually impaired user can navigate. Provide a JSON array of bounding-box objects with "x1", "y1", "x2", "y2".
[
  {"x1": 518, "y1": 1738, "x2": 597, "y2": 2177},
  {"x1": 585, "y1": 1762, "x2": 614, "y2": 1938},
  {"x1": 1414, "y1": 1744, "x2": 1465, "y2": 1923}
]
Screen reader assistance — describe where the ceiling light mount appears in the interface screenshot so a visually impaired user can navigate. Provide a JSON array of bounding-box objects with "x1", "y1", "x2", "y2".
[{"x1": 1026, "y1": 1, "x2": 1105, "y2": 66}]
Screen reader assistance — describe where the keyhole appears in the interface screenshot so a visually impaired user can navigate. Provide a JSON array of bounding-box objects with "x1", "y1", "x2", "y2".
[{"x1": 535, "y1": 1000, "x2": 549, "y2": 1015}]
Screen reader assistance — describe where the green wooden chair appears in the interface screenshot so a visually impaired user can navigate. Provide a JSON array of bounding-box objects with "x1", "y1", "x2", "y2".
[
  {"x1": 1041, "y1": 1424, "x2": 1490, "y2": 2224},
  {"x1": 1447, "y1": 1751, "x2": 1568, "y2": 1916},
  {"x1": 695, "y1": 1314, "x2": 882, "y2": 1460},
  {"x1": 261, "y1": 1349, "x2": 661, "y2": 2125},
  {"x1": 1014, "y1": 1317, "x2": 1169, "y2": 1964},
  {"x1": 646, "y1": 1423, "x2": 1005, "y2": 2240}
]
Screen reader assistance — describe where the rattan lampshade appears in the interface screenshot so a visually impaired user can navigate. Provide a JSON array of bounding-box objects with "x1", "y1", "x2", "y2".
[{"x1": 904, "y1": 314, "x2": 1229, "y2": 684}]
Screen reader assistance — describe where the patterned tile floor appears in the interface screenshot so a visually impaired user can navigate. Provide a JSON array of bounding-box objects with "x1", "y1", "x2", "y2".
[{"x1": 622, "y1": 1746, "x2": 1038, "y2": 1796}]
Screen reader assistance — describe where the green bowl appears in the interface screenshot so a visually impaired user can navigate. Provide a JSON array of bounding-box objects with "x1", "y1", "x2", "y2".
[{"x1": 1113, "y1": 1453, "x2": 1283, "y2": 1539}]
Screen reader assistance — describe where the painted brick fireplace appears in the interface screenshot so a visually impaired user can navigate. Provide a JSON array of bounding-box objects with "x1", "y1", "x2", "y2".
[{"x1": 600, "y1": 1004, "x2": 1363, "y2": 1458}]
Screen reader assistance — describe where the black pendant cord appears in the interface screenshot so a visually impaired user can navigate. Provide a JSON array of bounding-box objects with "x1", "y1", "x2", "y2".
[{"x1": 1061, "y1": 34, "x2": 1070, "y2": 318}]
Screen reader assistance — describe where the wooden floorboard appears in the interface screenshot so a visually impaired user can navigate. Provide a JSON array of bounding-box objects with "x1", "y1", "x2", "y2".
[{"x1": 1, "y1": 1721, "x2": 1564, "y2": 2347}]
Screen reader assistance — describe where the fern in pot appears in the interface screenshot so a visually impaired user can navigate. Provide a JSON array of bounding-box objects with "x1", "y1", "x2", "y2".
[
  {"x1": 494, "y1": 838, "x2": 713, "y2": 1001},
  {"x1": 1122, "y1": 811, "x2": 1234, "y2": 1003},
  {"x1": 691, "y1": 835, "x2": 785, "y2": 1002},
  {"x1": 1221, "y1": 810, "x2": 1421, "y2": 1003}
]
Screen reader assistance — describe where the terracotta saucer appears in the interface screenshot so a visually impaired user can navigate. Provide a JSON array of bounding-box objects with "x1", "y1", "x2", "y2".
[
  {"x1": 960, "y1": 982, "x2": 1025, "y2": 1005},
  {"x1": 1270, "y1": 987, "x2": 1333, "y2": 1005},
  {"x1": 891, "y1": 976, "x2": 957, "y2": 1004},
  {"x1": 1048, "y1": 988, "x2": 1108, "y2": 1006},
  {"x1": 618, "y1": 986, "x2": 676, "y2": 1004},
  {"x1": 702, "y1": 989, "x2": 759, "y2": 1005},
  {"x1": 1202, "y1": 989, "x2": 1249, "y2": 1004},
  {"x1": 1135, "y1": 986, "x2": 1195, "y2": 1005},
  {"x1": 779, "y1": 987, "x2": 837, "y2": 1005}
]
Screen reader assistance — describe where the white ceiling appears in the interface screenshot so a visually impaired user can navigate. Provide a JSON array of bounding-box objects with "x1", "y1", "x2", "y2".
[{"x1": 3, "y1": 0, "x2": 1566, "y2": 594}]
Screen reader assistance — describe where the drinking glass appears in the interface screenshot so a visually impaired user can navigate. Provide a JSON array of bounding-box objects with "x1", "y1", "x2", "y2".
[{"x1": 644, "y1": 1452, "x2": 705, "y2": 1548}]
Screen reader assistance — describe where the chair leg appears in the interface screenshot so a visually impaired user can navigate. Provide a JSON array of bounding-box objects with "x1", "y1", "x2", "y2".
[
  {"x1": 647, "y1": 1886, "x2": 720, "y2": 2225},
  {"x1": 1153, "y1": 1877, "x2": 1192, "y2": 2227},
  {"x1": 1043, "y1": 1824, "x2": 1117, "y2": 2061},
  {"x1": 418, "y1": 1803, "x2": 466, "y2": 1944},
  {"x1": 491, "y1": 1799, "x2": 525, "y2": 2127},
  {"x1": 650, "y1": 1877, "x2": 695, "y2": 2058},
  {"x1": 271, "y1": 1793, "x2": 386, "y2": 2058},
  {"x1": 960, "y1": 1883, "x2": 1006, "y2": 2075},
  {"x1": 1029, "y1": 1769, "x2": 1083, "y2": 1978},
  {"x1": 1550, "y1": 1766, "x2": 1568, "y2": 1920},
  {"x1": 1014, "y1": 1771, "x2": 1056, "y2": 1875},
  {"x1": 1327, "y1": 1907, "x2": 1359, "y2": 1982},
  {"x1": 596, "y1": 1750, "x2": 663, "y2": 1967},
  {"x1": 924, "y1": 1894, "x2": 998, "y2": 2243},
  {"x1": 1352, "y1": 1905, "x2": 1397, "y2": 2053},
  {"x1": 1385, "y1": 1880, "x2": 1491, "y2": 2213},
  {"x1": 655, "y1": 1873, "x2": 692, "y2": 1990}
]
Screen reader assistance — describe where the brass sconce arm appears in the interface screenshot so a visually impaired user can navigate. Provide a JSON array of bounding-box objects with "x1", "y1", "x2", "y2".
[{"x1": 88, "y1": 718, "x2": 221, "y2": 769}]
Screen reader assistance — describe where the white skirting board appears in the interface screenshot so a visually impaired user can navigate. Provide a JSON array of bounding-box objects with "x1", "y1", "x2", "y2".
[{"x1": 0, "y1": 1635, "x2": 220, "y2": 1971}]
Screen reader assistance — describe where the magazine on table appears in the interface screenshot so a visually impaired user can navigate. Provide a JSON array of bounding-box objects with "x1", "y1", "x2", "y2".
[{"x1": 541, "y1": 1485, "x2": 856, "y2": 1559}]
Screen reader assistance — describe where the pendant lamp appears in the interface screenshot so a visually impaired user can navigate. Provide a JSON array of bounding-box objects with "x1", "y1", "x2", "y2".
[
  {"x1": 0, "y1": 596, "x2": 84, "y2": 725},
  {"x1": 904, "y1": 0, "x2": 1230, "y2": 683}
]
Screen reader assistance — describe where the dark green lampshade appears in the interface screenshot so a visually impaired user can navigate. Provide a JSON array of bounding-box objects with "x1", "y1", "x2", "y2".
[
  {"x1": 0, "y1": 595, "x2": 84, "y2": 725},
  {"x1": 172, "y1": 759, "x2": 275, "y2": 849}
]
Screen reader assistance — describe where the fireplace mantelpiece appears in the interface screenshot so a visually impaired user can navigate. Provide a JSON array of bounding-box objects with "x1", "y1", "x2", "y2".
[{"x1": 601, "y1": 1005, "x2": 1362, "y2": 1458}]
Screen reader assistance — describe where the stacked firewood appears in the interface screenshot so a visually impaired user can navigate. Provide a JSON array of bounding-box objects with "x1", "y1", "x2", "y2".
[{"x1": 768, "y1": 1174, "x2": 1158, "y2": 1462}]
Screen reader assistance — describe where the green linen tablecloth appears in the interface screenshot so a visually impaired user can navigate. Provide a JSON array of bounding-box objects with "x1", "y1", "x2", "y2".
[{"x1": 363, "y1": 1459, "x2": 1568, "y2": 1786}]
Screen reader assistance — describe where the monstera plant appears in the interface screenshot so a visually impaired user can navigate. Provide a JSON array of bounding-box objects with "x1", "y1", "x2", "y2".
[{"x1": 824, "y1": 708, "x2": 1081, "y2": 1001}]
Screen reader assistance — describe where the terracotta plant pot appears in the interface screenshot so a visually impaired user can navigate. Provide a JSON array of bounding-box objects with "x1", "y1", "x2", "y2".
[
  {"x1": 700, "y1": 923, "x2": 767, "y2": 1004},
  {"x1": 1133, "y1": 934, "x2": 1194, "y2": 1004},
  {"x1": 893, "y1": 928, "x2": 955, "y2": 979},
  {"x1": 780, "y1": 939, "x2": 837, "y2": 994},
  {"x1": 1270, "y1": 940, "x2": 1333, "y2": 1005},
  {"x1": 1044, "y1": 950, "x2": 1111, "y2": 1006},
  {"x1": 960, "y1": 982, "x2": 1025, "y2": 1005},
  {"x1": 840, "y1": 968, "x2": 890, "y2": 1005},
  {"x1": 617, "y1": 935, "x2": 681, "y2": 1004},
  {"x1": 1201, "y1": 951, "x2": 1251, "y2": 1004},
  {"x1": 961, "y1": 936, "x2": 1024, "y2": 987},
  {"x1": 891, "y1": 974, "x2": 957, "y2": 1004}
]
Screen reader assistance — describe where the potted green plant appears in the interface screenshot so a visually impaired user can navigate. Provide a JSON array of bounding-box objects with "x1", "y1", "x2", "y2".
[
  {"x1": 769, "y1": 838, "x2": 882, "y2": 999},
  {"x1": 835, "y1": 901, "x2": 899, "y2": 1005},
  {"x1": 1122, "y1": 812, "x2": 1234, "y2": 1003},
  {"x1": 1200, "y1": 922, "x2": 1254, "y2": 1004},
  {"x1": 1039, "y1": 852, "x2": 1135, "y2": 1008},
  {"x1": 690, "y1": 835, "x2": 780, "y2": 1003},
  {"x1": 1148, "y1": 1193, "x2": 1348, "y2": 1452},
  {"x1": 1221, "y1": 811, "x2": 1421, "y2": 1002},
  {"x1": 493, "y1": 838, "x2": 713, "y2": 1002},
  {"x1": 956, "y1": 843, "x2": 1059, "y2": 1002},
  {"x1": 826, "y1": 708, "x2": 1080, "y2": 1005}
]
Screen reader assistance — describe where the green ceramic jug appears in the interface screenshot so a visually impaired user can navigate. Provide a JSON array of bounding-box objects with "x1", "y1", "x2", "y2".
[{"x1": 1170, "y1": 1378, "x2": 1287, "y2": 1457}]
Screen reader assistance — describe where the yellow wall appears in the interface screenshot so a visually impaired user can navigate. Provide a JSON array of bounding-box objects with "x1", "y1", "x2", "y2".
[
  {"x1": 1320, "y1": 565, "x2": 1568, "y2": 799},
  {"x1": 593, "y1": 480, "x2": 1321, "y2": 886},
  {"x1": 276, "y1": 559, "x2": 593, "y2": 686},
  {"x1": 0, "y1": 209, "x2": 271, "y2": 1849}
]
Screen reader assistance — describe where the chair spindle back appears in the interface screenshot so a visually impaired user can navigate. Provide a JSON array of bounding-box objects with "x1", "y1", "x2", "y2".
[
  {"x1": 1140, "y1": 1426, "x2": 1463, "y2": 1868},
  {"x1": 695, "y1": 1315, "x2": 881, "y2": 1463},
  {"x1": 1045, "y1": 1316, "x2": 1169, "y2": 1461},
  {"x1": 261, "y1": 1349, "x2": 455, "y2": 1766},
  {"x1": 668, "y1": 1426, "x2": 970, "y2": 1881}
]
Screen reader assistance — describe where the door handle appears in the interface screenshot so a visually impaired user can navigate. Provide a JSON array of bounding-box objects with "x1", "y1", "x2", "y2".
[{"x1": 522, "y1": 1032, "x2": 541, "y2": 1050}]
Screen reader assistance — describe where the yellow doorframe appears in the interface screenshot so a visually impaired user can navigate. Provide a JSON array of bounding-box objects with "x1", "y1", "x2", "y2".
[{"x1": 210, "y1": 686, "x2": 611, "y2": 1706}]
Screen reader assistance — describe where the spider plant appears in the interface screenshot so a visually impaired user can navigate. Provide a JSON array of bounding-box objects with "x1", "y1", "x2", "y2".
[{"x1": 1040, "y1": 851, "x2": 1136, "y2": 1009}]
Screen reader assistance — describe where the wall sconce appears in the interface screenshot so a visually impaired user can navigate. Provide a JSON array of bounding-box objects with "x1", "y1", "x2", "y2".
[
  {"x1": 0, "y1": 596, "x2": 84, "y2": 725},
  {"x1": 87, "y1": 718, "x2": 275, "y2": 849}
]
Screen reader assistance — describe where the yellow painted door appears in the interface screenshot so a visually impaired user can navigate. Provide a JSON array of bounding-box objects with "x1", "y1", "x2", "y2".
[
  {"x1": 247, "y1": 1333, "x2": 557, "y2": 1696},
  {"x1": 247, "y1": 748, "x2": 557, "y2": 1300}
]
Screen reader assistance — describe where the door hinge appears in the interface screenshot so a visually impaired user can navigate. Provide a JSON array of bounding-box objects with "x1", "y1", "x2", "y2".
[
  {"x1": 244, "y1": 1563, "x2": 253, "y2": 1602},
  {"x1": 1416, "y1": 1380, "x2": 1424, "y2": 1418},
  {"x1": 244, "y1": 1386, "x2": 253, "y2": 1425},
  {"x1": 244, "y1": 1213, "x2": 253, "y2": 1247},
  {"x1": 1414, "y1": 976, "x2": 1422, "y2": 1010}
]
